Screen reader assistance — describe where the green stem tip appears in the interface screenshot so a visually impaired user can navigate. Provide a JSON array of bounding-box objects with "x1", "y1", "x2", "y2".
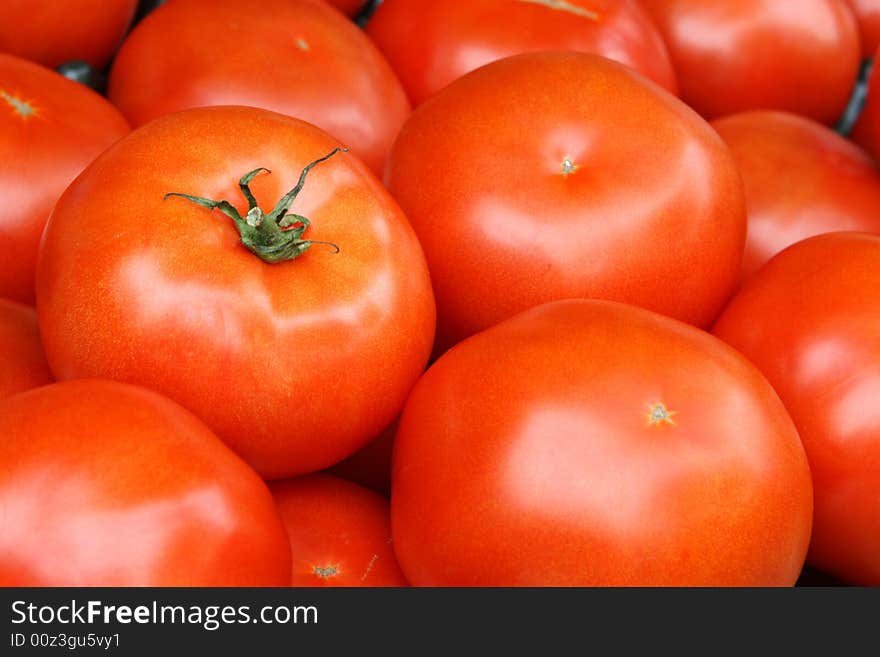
[{"x1": 164, "y1": 147, "x2": 348, "y2": 264}]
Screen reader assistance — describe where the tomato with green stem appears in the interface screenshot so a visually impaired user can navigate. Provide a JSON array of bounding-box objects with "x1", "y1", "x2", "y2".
[{"x1": 36, "y1": 106, "x2": 435, "y2": 480}]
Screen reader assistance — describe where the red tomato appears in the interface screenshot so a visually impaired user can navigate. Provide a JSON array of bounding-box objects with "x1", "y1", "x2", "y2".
[
  {"x1": 0, "y1": 379, "x2": 291, "y2": 586},
  {"x1": 0, "y1": 0, "x2": 136, "y2": 69},
  {"x1": 0, "y1": 55, "x2": 130, "y2": 304},
  {"x1": 640, "y1": 0, "x2": 861, "y2": 124},
  {"x1": 714, "y1": 233, "x2": 880, "y2": 585},
  {"x1": 393, "y1": 300, "x2": 813, "y2": 586},
  {"x1": 270, "y1": 474, "x2": 407, "y2": 586},
  {"x1": 845, "y1": 0, "x2": 880, "y2": 56},
  {"x1": 0, "y1": 299, "x2": 52, "y2": 400},
  {"x1": 36, "y1": 106, "x2": 435, "y2": 480},
  {"x1": 386, "y1": 52, "x2": 745, "y2": 351},
  {"x1": 328, "y1": 422, "x2": 396, "y2": 496},
  {"x1": 108, "y1": 0, "x2": 409, "y2": 174},
  {"x1": 712, "y1": 111, "x2": 880, "y2": 284},
  {"x1": 366, "y1": 0, "x2": 677, "y2": 106}
]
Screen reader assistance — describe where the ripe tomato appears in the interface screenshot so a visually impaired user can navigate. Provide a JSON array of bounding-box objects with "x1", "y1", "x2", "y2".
[
  {"x1": 393, "y1": 300, "x2": 812, "y2": 586},
  {"x1": 714, "y1": 232, "x2": 880, "y2": 585},
  {"x1": 108, "y1": 0, "x2": 409, "y2": 174},
  {"x1": 328, "y1": 422, "x2": 396, "y2": 496},
  {"x1": 711, "y1": 111, "x2": 880, "y2": 284},
  {"x1": 36, "y1": 106, "x2": 435, "y2": 480},
  {"x1": 270, "y1": 474, "x2": 407, "y2": 586},
  {"x1": 0, "y1": 0, "x2": 137, "y2": 70},
  {"x1": 366, "y1": 0, "x2": 677, "y2": 106},
  {"x1": 386, "y1": 52, "x2": 745, "y2": 351},
  {"x1": 0, "y1": 55, "x2": 130, "y2": 304},
  {"x1": 640, "y1": 0, "x2": 861, "y2": 124},
  {"x1": 0, "y1": 379, "x2": 291, "y2": 586},
  {"x1": 845, "y1": 0, "x2": 880, "y2": 56},
  {"x1": 0, "y1": 299, "x2": 52, "y2": 400}
]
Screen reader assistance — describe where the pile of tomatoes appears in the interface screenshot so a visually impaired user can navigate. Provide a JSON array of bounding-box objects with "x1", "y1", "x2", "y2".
[{"x1": 1, "y1": 0, "x2": 878, "y2": 587}]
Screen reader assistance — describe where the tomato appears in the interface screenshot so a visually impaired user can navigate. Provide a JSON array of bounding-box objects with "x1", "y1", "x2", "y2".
[
  {"x1": 0, "y1": 0, "x2": 136, "y2": 70},
  {"x1": 270, "y1": 474, "x2": 407, "y2": 586},
  {"x1": 328, "y1": 422, "x2": 396, "y2": 496},
  {"x1": 640, "y1": 0, "x2": 861, "y2": 124},
  {"x1": 0, "y1": 299, "x2": 52, "y2": 401},
  {"x1": 714, "y1": 233, "x2": 880, "y2": 585},
  {"x1": 0, "y1": 379, "x2": 291, "y2": 586},
  {"x1": 366, "y1": 0, "x2": 677, "y2": 106},
  {"x1": 386, "y1": 52, "x2": 745, "y2": 351},
  {"x1": 36, "y1": 106, "x2": 435, "y2": 480},
  {"x1": 711, "y1": 111, "x2": 880, "y2": 284},
  {"x1": 0, "y1": 55, "x2": 129, "y2": 304},
  {"x1": 108, "y1": 0, "x2": 409, "y2": 175},
  {"x1": 392, "y1": 300, "x2": 812, "y2": 586},
  {"x1": 845, "y1": 0, "x2": 880, "y2": 56}
]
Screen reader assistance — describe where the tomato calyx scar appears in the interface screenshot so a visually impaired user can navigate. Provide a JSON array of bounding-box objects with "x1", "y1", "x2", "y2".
[
  {"x1": 313, "y1": 565, "x2": 339, "y2": 578},
  {"x1": 514, "y1": 0, "x2": 600, "y2": 21},
  {"x1": 561, "y1": 158, "x2": 579, "y2": 177},
  {"x1": 646, "y1": 402, "x2": 677, "y2": 427},
  {"x1": 163, "y1": 147, "x2": 347, "y2": 264},
  {"x1": 1, "y1": 91, "x2": 37, "y2": 119}
]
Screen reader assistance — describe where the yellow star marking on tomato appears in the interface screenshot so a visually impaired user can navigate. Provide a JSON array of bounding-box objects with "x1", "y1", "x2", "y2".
[
  {"x1": 313, "y1": 564, "x2": 340, "y2": 578},
  {"x1": 561, "y1": 158, "x2": 579, "y2": 177},
  {"x1": 646, "y1": 402, "x2": 677, "y2": 427},
  {"x1": 1, "y1": 91, "x2": 37, "y2": 119},
  {"x1": 514, "y1": 0, "x2": 600, "y2": 21},
  {"x1": 295, "y1": 37, "x2": 310, "y2": 51}
]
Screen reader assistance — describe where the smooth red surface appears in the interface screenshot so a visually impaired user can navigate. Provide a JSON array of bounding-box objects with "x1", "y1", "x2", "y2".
[
  {"x1": 271, "y1": 475, "x2": 407, "y2": 586},
  {"x1": 328, "y1": 422, "x2": 395, "y2": 496},
  {"x1": 640, "y1": 0, "x2": 861, "y2": 124},
  {"x1": 386, "y1": 52, "x2": 745, "y2": 351},
  {"x1": 712, "y1": 111, "x2": 880, "y2": 284},
  {"x1": 0, "y1": 0, "x2": 136, "y2": 69},
  {"x1": 866, "y1": 47, "x2": 880, "y2": 153},
  {"x1": 0, "y1": 55, "x2": 130, "y2": 304},
  {"x1": 36, "y1": 106, "x2": 435, "y2": 480},
  {"x1": 0, "y1": 298, "x2": 52, "y2": 400},
  {"x1": 367, "y1": 0, "x2": 677, "y2": 106},
  {"x1": 0, "y1": 379, "x2": 291, "y2": 586},
  {"x1": 393, "y1": 300, "x2": 813, "y2": 586},
  {"x1": 845, "y1": 0, "x2": 880, "y2": 56},
  {"x1": 108, "y1": 0, "x2": 409, "y2": 175},
  {"x1": 714, "y1": 233, "x2": 880, "y2": 585}
]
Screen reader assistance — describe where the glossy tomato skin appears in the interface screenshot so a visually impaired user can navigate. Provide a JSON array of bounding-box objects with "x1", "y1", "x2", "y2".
[
  {"x1": 714, "y1": 233, "x2": 880, "y2": 585},
  {"x1": 712, "y1": 111, "x2": 880, "y2": 284},
  {"x1": 0, "y1": 299, "x2": 52, "y2": 400},
  {"x1": 0, "y1": 55, "x2": 130, "y2": 304},
  {"x1": 393, "y1": 300, "x2": 812, "y2": 586},
  {"x1": 386, "y1": 52, "x2": 745, "y2": 351},
  {"x1": 108, "y1": 0, "x2": 409, "y2": 174},
  {"x1": 846, "y1": 0, "x2": 880, "y2": 56},
  {"x1": 0, "y1": 0, "x2": 137, "y2": 69},
  {"x1": 366, "y1": 0, "x2": 677, "y2": 106},
  {"x1": 0, "y1": 379, "x2": 291, "y2": 586},
  {"x1": 36, "y1": 106, "x2": 436, "y2": 480},
  {"x1": 270, "y1": 474, "x2": 407, "y2": 586},
  {"x1": 640, "y1": 0, "x2": 860, "y2": 124}
]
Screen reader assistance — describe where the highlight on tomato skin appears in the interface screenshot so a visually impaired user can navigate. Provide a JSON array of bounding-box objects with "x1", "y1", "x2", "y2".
[
  {"x1": 713, "y1": 232, "x2": 880, "y2": 586},
  {"x1": 392, "y1": 299, "x2": 813, "y2": 586},
  {"x1": 711, "y1": 110, "x2": 880, "y2": 286},
  {"x1": 0, "y1": 298, "x2": 53, "y2": 401},
  {"x1": 270, "y1": 474, "x2": 408, "y2": 587},
  {"x1": 0, "y1": 379, "x2": 293, "y2": 587},
  {"x1": 366, "y1": 0, "x2": 678, "y2": 106}
]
